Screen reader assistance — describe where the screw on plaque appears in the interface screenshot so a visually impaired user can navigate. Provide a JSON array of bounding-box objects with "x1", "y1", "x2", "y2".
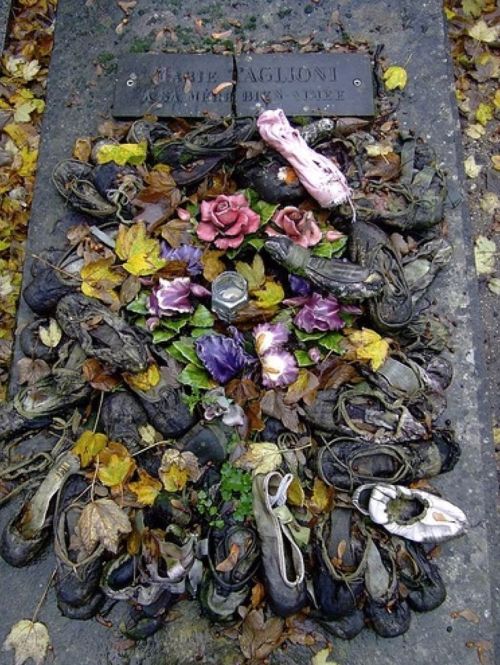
[
  {"x1": 126, "y1": 73, "x2": 138, "y2": 87},
  {"x1": 353, "y1": 78, "x2": 362, "y2": 87}
]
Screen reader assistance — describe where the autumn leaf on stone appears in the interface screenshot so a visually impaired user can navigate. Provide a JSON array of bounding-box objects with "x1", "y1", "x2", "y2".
[
  {"x1": 96, "y1": 141, "x2": 147, "y2": 166},
  {"x1": 474, "y1": 235, "x2": 496, "y2": 274},
  {"x1": 78, "y1": 498, "x2": 132, "y2": 554},
  {"x1": 235, "y1": 254, "x2": 266, "y2": 292},
  {"x1": 72, "y1": 430, "x2": 108, "y2": 468},
  {"x1": 123, "y1": 363, "x2": 161, "y2": 392},
  {"x1": 236, "y1": 442, "x2": 282, "y2": 475},
  {"x1": 73, "y1": 137, "x2": 92, "y2": 162},
  {"x1": 383, "y1": 65, "x2": 408, "y2": 90},
  {"x1": 239, "y1": 608, "x2": 284, "y2": 661},
  {"x1": 347, "y1": 327, "x2": 390, "y2": 371},
  {"x1": 468, "y1": 19, "x2": 499, "y2": 44},
  {"x1": 97, "y1": 441, "x2": 136, "y2": 487},
  {"x1": 159, "y1": 449, "x2": 201, "y2": 492},
  {"x1": 38, "y1": 318, "x2": 62, "y2": 347},
  {"x1": 115, "y1": 222, "x2": 166, "y2": 276},
  {"x1": 252, "y1": 280, "x2": 285, "y2": 309},
  {"x1": 128, "y1": 468, "x2": 162, "y2": 506},
  {"x1": 82, "y1": 358, "x2": 121, "y2": 391},
  {"x1": 311, "y1": 647, "x2": 338, "y2": 665},
  {"x1": 2, "y1": 619, "x2": 50, "y2": 665},
  {"x1": 308, "y1": 478, "x2": 334, "y2": 515},
  {"x1": 80, "y1": 256, "x2": 125, "y2": 308}
]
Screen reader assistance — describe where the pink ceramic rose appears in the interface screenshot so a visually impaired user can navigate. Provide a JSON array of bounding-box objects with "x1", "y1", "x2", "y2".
[
  {"x1": 266, "y1": 206, "x2": 322, "y2": 248},
  {"x1": 197, "y1": 194, "x2": 260, "y2": 249}
]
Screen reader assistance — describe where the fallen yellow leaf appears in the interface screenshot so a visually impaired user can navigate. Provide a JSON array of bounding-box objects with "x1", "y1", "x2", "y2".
[
  {"x1": 383, "y1": 65, "x2": 408, "y2": 91},
  {"x1": 309, "y1": 477, "x2": 334, "y2": 514},
  {"x1": 159, "y1": 449, "x2": 201, "y2": 492},
  {"x1": 81, "y1": 256, "x2": 125, "y2": 307},
  {"x1": 475, "y1": 102, "x2": 494, "y2": 126},
  {"x1": 348, "y1": 327, "x2": 390, "y2": 371},
  {"x1": 96, "y1": 141, "x2": 147, "y2": 166},
  {"x1": 128, "y1": 469, "x2": 162, "y2": 506},
  {"x1": 97, "y1": 442, "x2": 136, "y2": 487},
  {"x1": 123, "y1": 363, "x2": 161, "y2": 391},
  {"x1": 115, "y1": 222, "x2": 166, "y2": 276},
  {"x1": 253, "y1": 280, "x2": 285, "y2": 309},
  {"x1": 72, "y1": 430, "x2": 108, "y2": 468},
  {"x1": 287, "y1": 475, "x2": 305, "y2": 507}
]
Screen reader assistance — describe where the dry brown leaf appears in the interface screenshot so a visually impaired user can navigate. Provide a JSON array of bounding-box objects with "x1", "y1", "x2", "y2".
[
  {"x1": 239, "y1": 609, "x2": 284, "y2": 661},
  {"x1": 17, "y1": 357, "x2": 51, "y2": 385},
  {"x1": 450, "y1": 608, "x2": 480, "y2": 624},
  {"x1": 250, "y1": 581, "x2": 265, "y2": 608},
  {"x1": 201, "y1": 249, "x2": 226, "y2": 282},
  {"x1": 82, "y1": 358, "x2": 121, "y2": 391},
  {"x1": 215, "y1": 542, "x2": 241, "y2": 572},
  {"x1": 72, "y1": 137, "x2": 92, "y2": 162},
  {"x1": 212, "y1": 81, "x2": 233, "y2": 95},
  {"x1": 78, "y1": 498, "x2": 132, "y2": 553}
]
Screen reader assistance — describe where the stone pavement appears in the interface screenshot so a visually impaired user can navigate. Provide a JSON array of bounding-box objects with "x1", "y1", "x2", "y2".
[{"x1": 1, "y1": 1, "x2": 497, "y2": 664}]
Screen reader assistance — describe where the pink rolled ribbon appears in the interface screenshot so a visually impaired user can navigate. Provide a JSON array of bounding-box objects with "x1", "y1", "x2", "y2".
[{"x1": 257, "y1": 109, "x2": 353, "y2": 213}]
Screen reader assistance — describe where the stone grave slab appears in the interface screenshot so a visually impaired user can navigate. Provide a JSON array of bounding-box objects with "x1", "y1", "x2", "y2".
[
  {"x1": 2, "y1": 1, "x2": 497, "y2": 664},
  {"x1": 112, "y1": 53, "x2": 233, "y2": 118},
  {"x1": 235, "y1": 53, "x2": 374, "y2": 116}
]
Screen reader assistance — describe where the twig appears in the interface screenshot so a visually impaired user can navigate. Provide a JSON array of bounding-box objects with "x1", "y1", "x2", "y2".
[
  {"x1": 93, "y1": 391, "x2": 105, "y2": 433},
  {"x1": 31, "y1": 253, "x2": 82, "y2": 281},
  {"x1": 32, "y1": 569, "x2": 56, "y2": 623}
]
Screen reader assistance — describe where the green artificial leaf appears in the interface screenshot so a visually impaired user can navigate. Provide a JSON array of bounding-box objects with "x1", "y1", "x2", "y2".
[
  {"x1": 247, "y1": 238, "x2": 265, "y2": 251},
  {"x1": 186, "y1": 202, "x2": 199, "y2": 216},
  {"x1": 311, "y1": 237, "x2": 347, "y2": 258},
  {"x1": 152, "y1": 329, "x2": 177, "y2": 344},
  {"x1": 126, "y1": 292, "x2": 150, "y2": 314},
  {"x1": 169, "y1": 339, "x2": 202, "y2": 367},
  {"x1": 178, "y1": 363, "x2": 216, "y2": 390},
  {"x1": 191, "y1": 327, "x2": 210, "y2": 338},
  {"x1": 243, "y1": 188, "x2": 259, "y2": 208},
  {"x1": 294, "y1": 328, "x2": 326, "y2": 342},
  {"x1": 162, "y1": 315, "x2": 190, "y2": 332},
  {"x1": 318, "y1": 331, "x2": 345, "y2": 353},
  {"x1": 294, "y1": 350, "x2": 316, "y2": 367},
  {"x1": 254, "y1": 199, "x2": 279, "y2": 225},
  {"x1": 191, "y1": 304, "x2": 214, "y2": 328}
]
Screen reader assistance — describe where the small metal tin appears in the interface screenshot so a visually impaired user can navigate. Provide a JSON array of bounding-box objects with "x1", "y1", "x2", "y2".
[{"x1": 211, "y1": 271, "x2": 249, "y2": 322}]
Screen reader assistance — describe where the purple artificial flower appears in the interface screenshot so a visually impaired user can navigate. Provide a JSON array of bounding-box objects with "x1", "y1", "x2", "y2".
[
  {"x1": 308, "y1": 347, "x2": 321, "y2": 363},
  {"x1": 190, "y1": 283, "x2": 211, "y2": 298},
  {"x1": 260, "y1": 350, "x2": 299, "y2": 388},
  {"x1": 196, "y1": 334, "x2": 252, "y2": 384},
  {"x1": 341, "y1": 304, "x2": 363, "y2": 315},
  {"x1": 148, "y1": 277, "x2": 193, "y2": 317},
  {"x1": 161, "y1": 244, "x2": 203, "y2": 276},
  {"x1": 253, "y1": 322, "x2": 289, "y2": 356},
  {"x1": 294, "y1": 292, "x2": 344, "y2": 333},
  {"x1": 288, "y1": 274, "x2": 312, "y2": 297}
]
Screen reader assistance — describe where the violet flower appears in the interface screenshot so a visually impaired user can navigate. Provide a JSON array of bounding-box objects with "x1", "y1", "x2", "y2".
[
  {"x1": 148, "y1": 277, "x2": 193, "y2": 317},
  {"x1": 253, "y1": 322, "x2": 289, "y2": 356},
  {"x1": 196, "y1": 334, "x2": 252, "y2": 384},
  {"x1": 161, "y1": 244, "x2": 203, "y2": 276},
  {"x1": 288, "y1": 274, "x2": 312, "y2": 297},
  {"x1": 260, "y1": 350, "x2": 298, "y2": 388},
  {"x1": 293, "y1": 292, "x2": 344, "y2": 332}
]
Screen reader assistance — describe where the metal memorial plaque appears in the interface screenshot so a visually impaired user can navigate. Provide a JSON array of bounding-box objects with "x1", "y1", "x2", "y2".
[
  {"x1": 112, "y1": 54, "x2": 233, "y2": 118},
  {"x1": 235, "y1": 53, "x2": 374, "y2": 117}
]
